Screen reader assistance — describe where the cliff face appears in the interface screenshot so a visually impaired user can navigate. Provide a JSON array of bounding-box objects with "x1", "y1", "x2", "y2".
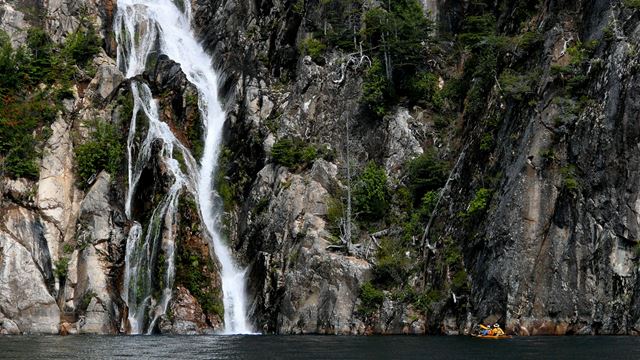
[
  {"x1": 191, "y1": 0, "x2": 640, "y2": 335},
  {"x1": 2, "y1": 0, "x2": 640, "y2": 336}
]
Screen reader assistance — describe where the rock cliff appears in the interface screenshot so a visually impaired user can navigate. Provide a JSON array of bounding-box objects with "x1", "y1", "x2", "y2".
[{"x1": 2, "y1": 0, "x2": 640, "y2": 336}]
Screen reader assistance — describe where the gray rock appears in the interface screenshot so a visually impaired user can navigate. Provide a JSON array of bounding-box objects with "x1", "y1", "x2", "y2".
[{"x1": 0, "y1": 2, "x2": 28, "y2": 47}]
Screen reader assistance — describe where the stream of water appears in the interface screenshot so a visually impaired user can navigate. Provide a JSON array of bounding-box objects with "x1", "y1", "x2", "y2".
[{"x1": 114, "y1": 0, "x2": 252, "y2": 334}]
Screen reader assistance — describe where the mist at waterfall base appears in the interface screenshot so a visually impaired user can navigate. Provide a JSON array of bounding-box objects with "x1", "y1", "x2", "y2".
[
  {"x1": 1, "y1": 336, "x2": 639, "y2": 359},
  {"x1": 114, "y1": 0, "x2": 251, "y2": 334}
]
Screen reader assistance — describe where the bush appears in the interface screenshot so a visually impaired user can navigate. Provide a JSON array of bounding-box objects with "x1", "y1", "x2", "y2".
[
  {"x1": 561, "y1": 165, "x2": 580, "y2": 193},
  {"x1": 358, "y1": 281, "x2": 384, "y2": 316},
  {"x1": 373, "y1": 237, "x2": 411, "y2": 287},
  {"x1": 406, "y1": 150, "x2": 449, "y2": 204},
  {"x1": 299, "y1": 37, "x2": 326, "y2": 60},
  {"x1": 499, "y1": 68, "x2": 538, "y2": 101},
  {"x1": 408, "y1": 71, "x2": 440, "y2": 108},
  {"x1": 362, "y1": 58, "x2": 391, "y2": 117},
  {"x1": 625, "y1": 0, "x2": 640, "y2": 9},
  {"x1": 270, "y1": 138, "x2": 318, "y2": 170},
  {"x1": 465, "y1": 188, "x2": 493, "y2": 218},
  {"x1": 75, "y1": 120, "x2": 124, "y2": 185},
  {"x1": 62, "y1": 24, "x2": 101, "y2": 66},
  {"x1": 353, "y1": 162, "x2": 388, "y2": 221},
  {"x1": 414, "y1": 289, "x2": 443, "y2": 313},
  {"x1": 54, "y1": 257, "x2": 70, "y2": 279}
]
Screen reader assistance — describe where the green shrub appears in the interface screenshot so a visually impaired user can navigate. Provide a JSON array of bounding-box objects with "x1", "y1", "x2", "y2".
[
  {"x1": 406, "y1": 150, "x2": 449, "y2": 204},
  {"x1": 414, "y1": 289, "x2": 443, "y2": 313},
  {"x1": 625, "y1": 0, "x2": 640, "y2": 9},
  {"x1": 175, "y1": 239, "x2": 224, "y2": 319},
  {"x1": 358, "y1": 281, "x2": 384, "y2": 316},
  {"x1": 54, "y1": 257, "x2": 70, "y2": 279},
  {"x1": 270, "y1": 138, "x2": 318, "y2": 170},
  {"x1": 408, "y1": 71, "x2": 441, "y2": 108},
  {"x1": 75, "y1": 120, "x2": 124, "y2": 185},
  {"x1": 499, "y1": 68, "x2": 538, "y2": 101},
  {"x1": 362, "y1": 58, "x2": 391, "y2": 117},
  {"x1": 479, "y1": 133, "x2": 495, "y2": 152},
  {"x1": 464, "y1": 188, "x2": 493, "y2": 218},
  {"x1": 451, "y1": 269, "x2": 468, "y2": 292},
  {"x1": 62, "y1": 24, "x2": 101, "y2": 66},
  {"x1": 373, "y1": 237, "x2": 411, "y2": 287},
  {"x1": 353, "y1": 162, "x2": 388, "y2": 221},
  {"x1": 560, "y1": 165, "x2": 580, "y2": 193},
  {"x1": 458, "y1": 15, "x2": 496, "y2": 46},
  {"x1": 299, "y1": 37, "x2": 326, "y2": 60}
]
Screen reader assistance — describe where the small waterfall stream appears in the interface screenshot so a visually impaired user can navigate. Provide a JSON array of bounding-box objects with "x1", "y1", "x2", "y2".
[{"x1": 115, "y1": 0, "x2": 252, "y2": 334}]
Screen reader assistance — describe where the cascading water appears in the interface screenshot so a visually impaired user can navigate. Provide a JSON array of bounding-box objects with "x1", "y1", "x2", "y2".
[{"x1": 115, "y1": 0, "x2": 252, "y2": 334}]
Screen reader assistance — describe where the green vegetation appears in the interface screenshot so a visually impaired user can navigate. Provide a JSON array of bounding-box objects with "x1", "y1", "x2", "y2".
[
  {"x1": 463, "y1": 188, "x2": 493, "y2": 218},
  {"x1": 0, "y1": 24, "x2": 102, "y2": 179},
  {"x1": 353, "y1": 162, "x2": 388, "y2": 221},
  {"x1": 406, "y1": 150, "x2": 449, "y2": 205},
  {"x1": 362, "y1": 58, "x2": 391, "y2": 117},
  {"x1": 271, "y1": 138, "x2": 319, "y2": 169},
  {"x1": 499, "y1": 68, "x2": 539, "y2": 101},
  {"x1": 373, "y1": 237, "x2": 411, "y2": 287},
  {"x1": 624, "y1": 0, "x2": 640, "y2": 9},
  {"x1": 75, "y1": 120, "x2": 124, "y2": 186},
  {"x1": 299, "y1": 37, "x2": 326, "y2": 61},
  {"x1": 413, "y1": 289, "x2": 443, "y2": 313},
  {"x1": 560, "y1": 165, "x2": 580, "y2": 193},
  {"x1": 54, "y1": 257, "x2": 70, "y2": 280},
  {"x1": 358, "y1": 281, "x2": 384, "y2": 316},
  {"x1": 175, "y1": 241, "x2": 224, "y2": 319},
  {"x1": 359, "y1": 0, "x2": 434, "y2": 114}
]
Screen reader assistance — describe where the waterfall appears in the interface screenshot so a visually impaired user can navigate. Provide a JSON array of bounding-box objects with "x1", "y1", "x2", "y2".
[{"x1": 115, "y1": 0, "x2": 252, "y2": 334}]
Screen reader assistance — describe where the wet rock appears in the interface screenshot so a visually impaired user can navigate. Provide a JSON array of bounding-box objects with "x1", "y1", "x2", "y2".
[
  {"x1": 0, "y1": 318, "x2": 21, "y2": 335},
  {"x1": 160, "y1": 287, "x2": 208, "y2": 335}
]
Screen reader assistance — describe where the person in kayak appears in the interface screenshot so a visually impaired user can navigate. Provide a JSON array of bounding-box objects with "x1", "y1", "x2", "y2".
[
  {"x1": 489, "y1": 323, "x2": 505, "y2": 336},
  {"x1": 478, "y1": 324, "x2": 492, "y2": 335}
]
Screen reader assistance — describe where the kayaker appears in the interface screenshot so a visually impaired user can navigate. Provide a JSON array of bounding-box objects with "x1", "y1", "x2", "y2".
[
  {"x1": 478, "y1": 324, "x2": 491, "y2": 335},
  {"x1": 489, "y1": 323, "x2": 505, "y2": 336}
]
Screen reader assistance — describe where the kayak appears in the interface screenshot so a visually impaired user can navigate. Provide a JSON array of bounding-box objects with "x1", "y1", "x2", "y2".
[{"x1": 471, "y1": 334, "x2": 512, "y2": 339}]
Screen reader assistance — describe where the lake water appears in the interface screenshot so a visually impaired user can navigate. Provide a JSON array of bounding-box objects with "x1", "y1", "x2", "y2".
[{"x1": 0, "y1": 335, "x2": 638, "y2": 359}]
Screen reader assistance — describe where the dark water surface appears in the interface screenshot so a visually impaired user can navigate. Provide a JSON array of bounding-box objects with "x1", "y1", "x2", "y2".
[{"x1": 0, "y1": 335, "x2": 638, "y2": 359}]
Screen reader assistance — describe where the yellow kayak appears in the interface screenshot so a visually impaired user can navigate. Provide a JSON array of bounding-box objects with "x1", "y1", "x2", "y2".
[{"x1": 471, "y1": 334, "x2": 512, "y2": 339}]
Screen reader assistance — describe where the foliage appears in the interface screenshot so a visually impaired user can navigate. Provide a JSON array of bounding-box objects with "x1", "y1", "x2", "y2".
[
  {"x1": 406, "y1": 150, "x2": 449, "y2": 205},
  {"x1": 299, "y1": 37, "x2": 326, "y2": 61},
  {"x1": 413, "y1": 289, "x2": 443, "y2": 313},
  {"x1": 362, "y1": 58, "x2": 391, "y2": 117},
  {"x1": 560, "y1": 165, "x2": 580, "y2": 193},
  {"x1": 75, "y1": 120, "x2": 124, "y2": 185},
  {"x1": 271, "y1": 138, "x2": 318, "y2": 170},
  {"x1": 175, "y1": 238, "x2": 224, "y2": 319},
  {"x1": 360, "y1": 0, "x2": 433, "y2": 107},
  {"x1": 358, "y1": 281, "x2": 384, "y2": 316},
  {"x1": 479, "y1": 133, "x2": 495, "y2": 152},
  {"x1": 353, "y1": 162, "x2": 389, "y2": 221},
  {"x1": 464, "y1": 188, "x2": 493, "y2": 218},
  {"x1": 54, "y1": 257, "x2": 70, "y2": 279},
  {"x1": 408, "y1": 71, "x2": 441, "y2": 108},
  {"x1": 0, "y1": 24, "x2": 103, "y2": 180},
  {"x1": 62, "y1": 24, "x2": 101, "y2": 66},
  {"x1": 458, "y1": 15, "x2": 496, "y2": 46},
  {"x1": 373, "y1": 237, "x2": 412, "y2": 287},
  {"x1": 499, "y1": 68, "x2": 539, "y2": 101},
  {"x1": 625, "y1": 0, "x2": 640, "y2": 8}
]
